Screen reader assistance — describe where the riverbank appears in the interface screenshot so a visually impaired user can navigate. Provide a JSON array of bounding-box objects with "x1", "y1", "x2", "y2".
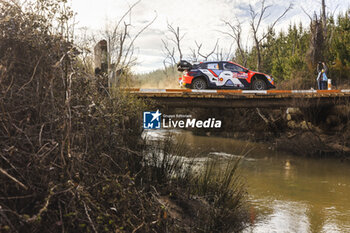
[
  {"x1": 146, "y1": 129, "x2": 350, "y2": 232},
  {"x1": 164, "y1": 106, "x2": 350, "y2": 159}
]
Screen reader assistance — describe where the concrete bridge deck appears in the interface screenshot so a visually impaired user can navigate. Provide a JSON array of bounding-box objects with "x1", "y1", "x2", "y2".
[{"x1": 125, "y1": 88, "x2": 350, "y2": 108}]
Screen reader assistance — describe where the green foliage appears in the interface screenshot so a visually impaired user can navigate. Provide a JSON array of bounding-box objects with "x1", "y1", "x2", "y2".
[
  {"x1": 245, "y1": 23, "x2": 310, "y2": 85},
  {"x1": 241, "y1": 10, "x2": 350, "y2": 89},
  {"x1": 328, "y1": 10, "x2": 350, "y2": 83}
]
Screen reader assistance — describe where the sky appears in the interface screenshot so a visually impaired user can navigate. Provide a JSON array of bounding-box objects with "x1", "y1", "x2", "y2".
[{"x1": 70, "y1": 0, "x2": 350, "y2": 73}]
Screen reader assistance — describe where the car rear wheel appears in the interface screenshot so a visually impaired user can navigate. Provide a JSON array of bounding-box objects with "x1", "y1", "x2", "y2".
[
  {"x1": 252, "y1": 79, "x2": 267, "y2": 90},
  {"x1": 192, "y1": 78, "x2": 207, "y2": 90}
]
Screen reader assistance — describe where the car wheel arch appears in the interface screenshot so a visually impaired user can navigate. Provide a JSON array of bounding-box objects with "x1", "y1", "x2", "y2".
[
  {"x1": 252, "y1": 74, "x2": 268, "y2": 82},
  {"x1": 251, "y1": 74, "x2": 268, "y2": 90},
  {"x1": 251, "y1": 74, "x2": 268, "y2": 84},
  {"x1": 192, "y1": 76, "x2": 209, "y2": 85}
]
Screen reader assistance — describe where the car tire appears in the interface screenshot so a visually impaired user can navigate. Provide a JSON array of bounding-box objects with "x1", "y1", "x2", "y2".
[
  {"x1": 192, "y1": 78, "x2": 207, "y2": 90},
  {"x1": 252, "y1": 78, "x2": 267, "y2": 90}
]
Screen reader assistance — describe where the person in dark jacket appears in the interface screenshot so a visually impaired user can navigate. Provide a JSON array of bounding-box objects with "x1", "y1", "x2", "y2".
[{"x1": 317, "y1": 62, "x2": 328, "y2": 90}]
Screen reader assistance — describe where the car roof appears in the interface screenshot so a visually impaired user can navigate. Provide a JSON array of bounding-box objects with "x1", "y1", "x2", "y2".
[
  {"x1": 201, "y1": 61, "x2": 225, "y2": 63},
  {"x1": 201, "y1": 61, "x2": 238, "y2": 65},
  {"x1": 200, "y1": 61, "x2": 245, "y2": 68}
]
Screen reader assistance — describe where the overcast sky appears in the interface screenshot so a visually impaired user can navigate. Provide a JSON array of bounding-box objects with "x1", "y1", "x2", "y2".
[{"x1": 70, "y1": 0, "x2": 350, "y2": 73}]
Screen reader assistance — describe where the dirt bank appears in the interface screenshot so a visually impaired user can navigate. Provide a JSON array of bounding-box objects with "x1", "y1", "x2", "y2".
[{"x1": 165, "y1": 106, "x2": 350, "y2": 159}]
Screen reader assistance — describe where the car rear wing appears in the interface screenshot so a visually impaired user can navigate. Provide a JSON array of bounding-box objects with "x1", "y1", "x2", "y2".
[{"x1": 177, "y1": 60, "x2": 192, "y2": 72}]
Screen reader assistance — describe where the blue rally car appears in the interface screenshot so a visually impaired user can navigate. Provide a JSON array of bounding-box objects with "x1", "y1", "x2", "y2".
[{"x1": 177, "y1": 60, "x2": 275, "y2": 90}]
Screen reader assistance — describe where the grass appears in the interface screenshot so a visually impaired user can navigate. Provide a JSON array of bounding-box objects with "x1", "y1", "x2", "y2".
[
  {"x1": 192, "y1": 158, "x2": 249, "y2": 232},
  {"x1": 140, "y1": 133, "x2": 250, "y2": 232}
]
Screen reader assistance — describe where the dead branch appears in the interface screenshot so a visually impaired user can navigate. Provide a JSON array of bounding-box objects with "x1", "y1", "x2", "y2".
[
  {"x1": 195, "y1": 39, "x2": 219, "y2": 61},
  {"x1": 0, "y1": 167, "x2": 28, "y2": 190},
  {"x1": 162, "y1": 39, "x2": 176, "y2": 65},
  {"x1": 221, "y1": 18, "x2": 246, "y2": 65},
  {"x1": 121, "y1": 12, "x2": 157, "y2": 67},
  {"x1": 112, "y1": 0, "x2": 142, "y2": 39},
  {"x1": 83, "y1": 201, "x2": 98, "y2": 233},
  {"x1": 102, "y1": 2, "x2": 156, "y2": 72},
  {"x1": 249, "y1": 0, "x2": 293, "y2": 70},
  {"x1": 18, "y1": 57, "x2": 41, "y2": 92},
  {"x1": 256, "y1": 108, "x2": 269, "y2": 124},
  {"x1": 166, "y1": 22, "x2": 185, "y2": 60},
  {"x1": 27, "y1": 186, "x2": 56, "y2": 222},
  {"x1": 132, "y1": 222, "x2": 145, "y2": 233}
]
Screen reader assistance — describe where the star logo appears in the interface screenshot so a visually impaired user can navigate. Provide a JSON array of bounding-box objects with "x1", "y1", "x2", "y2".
[
  {"x1": 150, "y1": 110, "x2": 161, "y2": 122},
  {"x1": 143, "y1": 110, "x2": 162, "y2": 129}
]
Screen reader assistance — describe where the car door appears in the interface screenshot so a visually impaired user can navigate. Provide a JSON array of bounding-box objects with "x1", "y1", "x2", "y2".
[{"x1": 220, "y1": 62, "x2": 244, "y2": 88}]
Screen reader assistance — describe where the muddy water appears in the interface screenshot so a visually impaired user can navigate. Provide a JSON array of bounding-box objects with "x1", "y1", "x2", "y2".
[{"x1": 143, "y1": 130, "x2": 350, "y2": 233}]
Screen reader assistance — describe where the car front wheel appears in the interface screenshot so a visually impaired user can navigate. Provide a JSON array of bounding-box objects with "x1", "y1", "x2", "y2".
[
  {"x1": 252, "y1": 79, "x2": 267, "y2": 90},
  {"x1": 192, "y1": 78, "x2": 207, "y2": 90}
]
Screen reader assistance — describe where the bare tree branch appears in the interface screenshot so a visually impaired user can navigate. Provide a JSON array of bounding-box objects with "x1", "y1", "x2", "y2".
[
  {"x1": 196, "y1": 39, "x2": 219, "y2": 61},
  {"x1": 166, "y1": 22, "x2": 185, "y2": 60},
  {"x1": 301, "y1": 6, "x2": 313, "y2": 21},
  {"x1": 162, "y1": 39, "x2": 176, "y2": 65},
  {"x1": 249, "y1": 0, "x2": 293, "y2": 70},
  {"x1": 121, "y1": 12, "x2": 158, "y2": 67},
  {"x1": 221, "y1": 18, "x2": 247, "y2": 65},
  {"x1": 101, "y1": 3, "x2": 157, "y2": 73}
]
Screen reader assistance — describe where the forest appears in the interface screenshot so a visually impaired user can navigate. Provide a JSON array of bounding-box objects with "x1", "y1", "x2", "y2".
[{"x1": 136, "y1": 4, "x2": 350, "y2": 90}]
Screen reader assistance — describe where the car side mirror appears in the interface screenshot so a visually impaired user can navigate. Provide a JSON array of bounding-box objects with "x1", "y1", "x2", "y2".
[{"x1": 244, "y1": 69, "x2": 249, "y2": 73}]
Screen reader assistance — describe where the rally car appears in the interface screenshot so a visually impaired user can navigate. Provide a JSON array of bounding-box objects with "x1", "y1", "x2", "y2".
[{"x1": 177, "y1": 60, "x2": 275, "y2": 90}]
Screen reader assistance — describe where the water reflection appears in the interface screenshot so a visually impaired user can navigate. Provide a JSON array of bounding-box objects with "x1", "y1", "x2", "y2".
[
  {"x1": 247, "y1": 200, "x2": 310, "y2": 233},
  {"x1": 143, "y1": 130, "x2": 350, "y2": 233}
]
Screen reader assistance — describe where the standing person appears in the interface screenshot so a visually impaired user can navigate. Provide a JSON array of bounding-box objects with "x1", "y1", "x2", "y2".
[{"x1": 317, "y1": 62, "x2": 328, "y2": 90}]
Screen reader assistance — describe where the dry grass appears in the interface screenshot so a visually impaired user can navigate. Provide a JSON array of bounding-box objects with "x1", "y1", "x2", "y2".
[{"x1": 0, "y1": 1, "x2": 251, "y2": 232}]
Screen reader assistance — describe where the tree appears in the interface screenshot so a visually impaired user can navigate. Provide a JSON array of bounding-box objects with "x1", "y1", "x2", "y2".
[
  {"x1": 101, "y1": 0, "x2": 157, "y2": 73},
  {"x1": 161, "y1": 22, "x2": 186, "y2": 77},
  {"x1": 194, "y1": 40, "x2": 219, "y2": 61},
  {"x1": 221, "y1": 18, "x2": 247, "y2": 66},
  {"x1": 248, "y1": 0, "x2": 293, "y2": 71},
  {"x1": 303, "y1": 1, "x2": 329, "y2": 71}
]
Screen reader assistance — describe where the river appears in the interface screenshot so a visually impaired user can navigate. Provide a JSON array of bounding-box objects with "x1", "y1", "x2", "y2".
[{"x1": 143, "y1": 129, "x2": 350, "y2": 233}]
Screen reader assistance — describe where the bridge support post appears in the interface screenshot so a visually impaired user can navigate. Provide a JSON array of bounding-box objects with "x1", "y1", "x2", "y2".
[{"x1": 94, "y1": 40, "x2": 108, "y2": 75}]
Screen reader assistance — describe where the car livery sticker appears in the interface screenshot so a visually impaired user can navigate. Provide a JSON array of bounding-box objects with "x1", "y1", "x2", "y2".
[
  {"x1": 208, "y1": 69, "x2": 219, "y2": 77},
  {"x1": 217, "y1": 71, "x2": 244, "y2": 87},
  {"x1": 237, "y1": 72, "x2": 248, "y2": 79}
]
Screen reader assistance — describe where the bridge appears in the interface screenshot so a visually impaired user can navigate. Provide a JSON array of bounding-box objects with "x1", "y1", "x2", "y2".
[{"x1": 126, "y1": 88, "x2": 350, "y2": 108}]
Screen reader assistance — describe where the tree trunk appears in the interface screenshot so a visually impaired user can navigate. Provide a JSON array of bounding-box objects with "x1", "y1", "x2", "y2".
[
  {"x1": 255, "y1": 37, "x2": 261, "y2": 71},
  {"x1": 321, "y1": 0, "x2": 327, "y2": 38}
]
